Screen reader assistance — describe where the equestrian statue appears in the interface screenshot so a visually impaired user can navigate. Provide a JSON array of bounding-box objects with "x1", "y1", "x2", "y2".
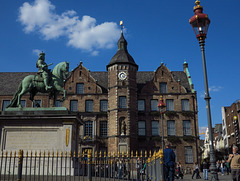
[{"x1": 7, "y1": 51, "x2": 70, "y2": 108}]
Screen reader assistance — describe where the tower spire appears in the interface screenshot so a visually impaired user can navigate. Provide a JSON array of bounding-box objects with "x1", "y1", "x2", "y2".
[
  {"x1": 107, "y1": 20, "x2": 138, "y2": 70},
  {"x1": 120, "y1": 20, "x2": 124, "y2": 33}
]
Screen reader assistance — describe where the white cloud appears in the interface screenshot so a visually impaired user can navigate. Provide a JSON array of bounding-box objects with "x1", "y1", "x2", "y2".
[
  {"x1": 200, "y1": 85, "x2": 223, "y2": 98},
  {"x1": 18, "y1": 0, "x2": 120, "y2": 55},
  {"x1": 91, "y1": 51, "x2": 99, "y2": 56},
  {"x1": 209, "y1": 86, "x2": 223, "y2": 92},
  {"x1": 32, "y1": 49, "x2": 42, "y2": 56}
]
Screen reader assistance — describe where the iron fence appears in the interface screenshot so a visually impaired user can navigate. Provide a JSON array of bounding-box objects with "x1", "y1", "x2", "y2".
[{"x1": 0, "y1": 149, "x2": 164, "y2": 181}]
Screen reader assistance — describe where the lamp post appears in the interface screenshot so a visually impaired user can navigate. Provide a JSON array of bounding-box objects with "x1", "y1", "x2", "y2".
[
  {"x1": 189, "y1": 1, "x2": 218, "y2": 180},
  {"x1": 158, "y1": 95, "x2": 166, "y2": 150}
]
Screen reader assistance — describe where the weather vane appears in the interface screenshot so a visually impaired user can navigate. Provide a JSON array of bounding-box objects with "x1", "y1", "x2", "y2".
[{"x1": 120, "y1": 20, "x2": 124, "y2": 33}]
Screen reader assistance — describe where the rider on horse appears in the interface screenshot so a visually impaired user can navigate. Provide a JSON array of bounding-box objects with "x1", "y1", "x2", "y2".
[{"x1": 36, "y1": 51, "x2": 52, "y2": 91}]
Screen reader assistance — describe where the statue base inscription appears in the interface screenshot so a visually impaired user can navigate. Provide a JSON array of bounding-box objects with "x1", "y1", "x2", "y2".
[{"x1": 0, "y1": 108, "x2": 82, "y2": 152}]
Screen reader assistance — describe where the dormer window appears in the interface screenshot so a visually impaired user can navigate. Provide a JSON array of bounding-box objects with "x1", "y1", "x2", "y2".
[
  {"x1": 160, "y1": 82, "x2": 167, "y2": 93},
  {"x1": 76, "y1": 83, "x2": 84, "y2": 94}
]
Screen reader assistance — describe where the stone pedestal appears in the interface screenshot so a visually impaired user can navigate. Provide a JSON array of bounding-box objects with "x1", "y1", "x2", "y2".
[
  {"x1": 118, "y1": 136, "x2": 128, "y2": 153},
  {"x1": 0, "y1": 107, "x2": 83, "y2": 152}
]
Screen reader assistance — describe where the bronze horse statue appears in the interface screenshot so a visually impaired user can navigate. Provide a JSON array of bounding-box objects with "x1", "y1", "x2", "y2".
[{"x1": 7, "y1": 61, "x2": 70, "y2": 108}]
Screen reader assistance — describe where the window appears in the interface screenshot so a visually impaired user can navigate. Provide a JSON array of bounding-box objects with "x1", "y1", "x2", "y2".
[
  {"x1": 84, "y1": 121, "x2": 93, "y2": 137},
  {"x1": 100, "y1": 121, "x2": 108, "y2": 137},
  {"x1": 167, "y1": 120, "x2": 175, "y2": 136},
  {"x1": 55, "y1": 100, "x2": 63, "y2": 107},
  {"x1": 76, "y1": 83, "x2": 84, "y2": 94},
  {"x1": 166, "y1": 99, "x2": 174, "y2": 111},
  {"x1": 160, "y1": 82, "x2": 167, "y2": 93},
  {"x1": 33, "y1": 100, "x2": 41, "y2": 108},
  {"x1": 70, "y1": 100, "x2": 78, "y2": 112},
  {"x1": 100, "y1": 100, "x2": 108, "y2": 112},
  {"x1": 182, "y1": 99, "x2": 189, "y2": 111},
  {"x1": 2, "y1": 100, "x2": 10, "y2": 111},
  {"x1": 119, "y1": 96, "x2": 127, "y2": 108},
  {"x1": 20, "y1": 100, "x2": 26, "y2": 108},
  {"x1": 138, "y1": 121, "x2": 146, "y2": 136},
  {"x1": 138, "y1": 100, "x2": 145, "y2": 111},
  {"x1": 86, "y1": 100, "x2": 93, "y2": 112},
  {"x1": 151, "y1": 120, "x2": 159, "y2": 136},
  {"x1": 185, "y1": 146, "x2": 193, "y2": 163},
  {"x1": 183, "y1": 120, "x2": 191, "y2": 136},
  {"x1": 151, "y1": 99, "x2": 158, "y2": 111}
]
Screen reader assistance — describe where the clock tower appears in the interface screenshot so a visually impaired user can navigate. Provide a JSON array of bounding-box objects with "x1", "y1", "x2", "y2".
[{"x1": 107, "y1": 27, "x2": 138, "y2": 153}]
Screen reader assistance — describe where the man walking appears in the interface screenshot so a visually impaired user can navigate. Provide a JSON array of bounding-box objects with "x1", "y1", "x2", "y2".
[
  {"x1": 227, "y1": 145, "x2": 240, "y2": 181},
  {"x1": 164, "y1": 142, "x2": 176, "y2": 181}
]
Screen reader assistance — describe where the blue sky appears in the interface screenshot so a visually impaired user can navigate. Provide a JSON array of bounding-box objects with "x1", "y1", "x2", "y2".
[{"x1": 1, "y1": 0, "x2": 239, "y2": 139}]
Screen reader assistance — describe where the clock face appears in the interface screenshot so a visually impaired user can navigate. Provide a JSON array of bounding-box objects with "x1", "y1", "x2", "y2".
[{"x1": 118, "y1": 72, "x2": 127, "y2": 80}]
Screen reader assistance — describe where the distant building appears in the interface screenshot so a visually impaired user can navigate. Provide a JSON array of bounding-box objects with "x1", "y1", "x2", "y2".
[
  {"x1": 0, "y1": 31, "x2": 200, "y2": 167},
  {"x1": 221, "y1": 100, "x2": 240, "y2": 153},
  {"x1": 222, "y1": 107, "x2": 229, "y2": 151}
]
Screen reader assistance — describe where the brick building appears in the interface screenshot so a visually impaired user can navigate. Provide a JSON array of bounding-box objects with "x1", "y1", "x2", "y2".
[
  {"x1": 222, "y1": 100, "x2": 240, "y2": 154},
  {"x1": 0, "y1": 31, "x2": 199, "y2": 166}
]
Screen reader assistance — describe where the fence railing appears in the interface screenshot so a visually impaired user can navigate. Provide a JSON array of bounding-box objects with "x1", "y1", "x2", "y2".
[{"x1": 0, "y1": 149, "x2": 164, "y2": 181}]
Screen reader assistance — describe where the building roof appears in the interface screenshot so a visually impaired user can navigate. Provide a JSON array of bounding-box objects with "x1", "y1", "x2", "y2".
[
  {"x1": 107, "y1": 32, "x2": 138, "y2": 69},
  {"x1": 0, "y1": 72, "x2": 37, "y2": 96},
  {"x1": 0, "y1": 70, "x2": 191, "y2": 95}
]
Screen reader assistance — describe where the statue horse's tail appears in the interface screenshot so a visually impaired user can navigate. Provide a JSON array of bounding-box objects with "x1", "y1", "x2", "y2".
[{"x1": 6, "y1": 83, "x2": 23, "y2": 108}]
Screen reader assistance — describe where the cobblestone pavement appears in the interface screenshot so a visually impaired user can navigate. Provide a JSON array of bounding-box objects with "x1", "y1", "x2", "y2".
[{"x1": 179, "y1": 173, "x2": 232, "y2": 181}]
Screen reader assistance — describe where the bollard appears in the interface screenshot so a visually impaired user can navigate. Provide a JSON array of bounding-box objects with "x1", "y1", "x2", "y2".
[
  {"x1": 87, "y1": 149, "x2": 92, "y2": 181},
  {"x1": 17, "y1": 150, "x2": 23, "y2": 181}
]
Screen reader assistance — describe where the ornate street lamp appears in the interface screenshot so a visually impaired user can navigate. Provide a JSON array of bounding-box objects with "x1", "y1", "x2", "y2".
[
  {"x1": 158, "y1": 95, "x2": 166, "y2": 150},
  {"x1": 189, "y1": 1, "x2": 219, "y2": 180}
]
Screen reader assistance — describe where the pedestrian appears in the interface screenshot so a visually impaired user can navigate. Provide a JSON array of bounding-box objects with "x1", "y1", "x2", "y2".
[
  {"x1": 220, "y1": 160, "x2": 225, "y2": 175},
  {"x1": 202, "y1": 159, "x2": 209, "y2": 180},
  {"x1": 118, "y1": 158, "x2": 123, "y2": 179},
  {"x1": 227, "y1": 145, "x2": 240, "y2": 181},
  {"x1": 192, "y1": 162, "x2": 201, "y2": 179},
  {"x1": 163, "y1": 142, "x2": 176, "y2": 181},
  {"x1": 226, "y1": 161, "x2": 231, "y2": 175},
  {"x1": 176, "y1": 162, "x2": 183, "y2": 179},
  {"x1": 216, "y1": 160, "x2": 220, "y2": 174},
  {"x1": 136, "y1": 157, "x2": 141, "y2": 181}
]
